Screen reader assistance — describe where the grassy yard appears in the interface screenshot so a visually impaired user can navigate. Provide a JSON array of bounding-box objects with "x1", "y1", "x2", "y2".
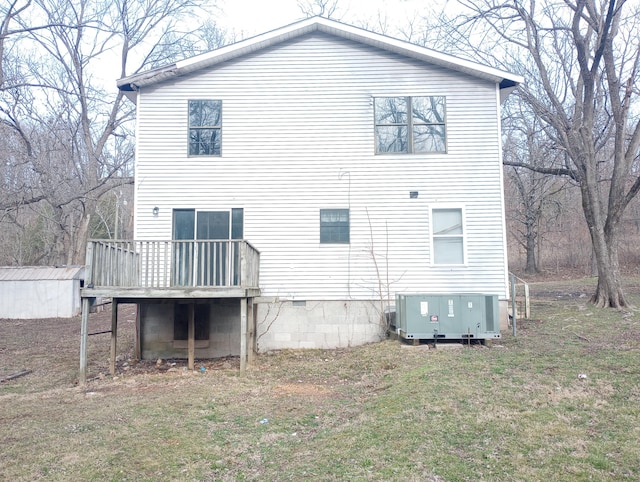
[{"x1": 1, "y1": 278, "x2": 640, "y2": 481}]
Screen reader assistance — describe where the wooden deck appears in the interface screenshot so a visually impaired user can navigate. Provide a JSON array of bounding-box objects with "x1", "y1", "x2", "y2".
[
  {"x1": 79, "y1": 239, "x2": 261, "y2": 384},
  {"x1": 81, "y1": 239, "x2": 260, "y2": 298}
]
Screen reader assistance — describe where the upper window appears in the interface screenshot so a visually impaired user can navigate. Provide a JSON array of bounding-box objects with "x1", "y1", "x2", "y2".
[
  {"x1": 320, "y1": 209, "x2": 350, "y2": 244},
  {"x1": 432, "y1": 208, "x2": 464, "y2": 264},
  {"x1": 374, "y1": 96, "x2": 446, "y2": 154},
  {"x1": 189, "y1": 100, "x2": 221, "y2": 156}
]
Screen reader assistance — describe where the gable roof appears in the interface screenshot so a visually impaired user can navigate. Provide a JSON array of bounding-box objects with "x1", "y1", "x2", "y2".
[{"x1": 117, "y1": 16, "x2": 522, "y2": 102}]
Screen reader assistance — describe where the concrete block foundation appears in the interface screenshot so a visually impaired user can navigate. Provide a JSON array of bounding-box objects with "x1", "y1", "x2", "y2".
[{"x1": 254, "y1": 299, "x2": 386, "y2": 352}]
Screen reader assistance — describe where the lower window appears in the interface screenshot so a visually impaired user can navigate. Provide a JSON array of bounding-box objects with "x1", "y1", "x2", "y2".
[
  {"x1": 320, "y1": 209, "x2": 350, "y2": 244},
  {"x1": 432, "y1": 208, "x2": 464, "y2": 264}
]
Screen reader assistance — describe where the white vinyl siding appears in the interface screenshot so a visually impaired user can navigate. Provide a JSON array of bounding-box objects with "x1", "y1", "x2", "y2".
[{"x1": 133, "y1": 32, "x2": 508, "y2": 299}]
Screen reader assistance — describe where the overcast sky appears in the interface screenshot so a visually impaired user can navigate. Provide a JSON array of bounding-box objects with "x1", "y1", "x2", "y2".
[{"x1": 217, "y1": 0, "x2": 447, "y2": 37}]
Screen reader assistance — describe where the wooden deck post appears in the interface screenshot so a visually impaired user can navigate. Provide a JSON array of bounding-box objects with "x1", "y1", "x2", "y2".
[
  {"x1": 134, "y1": 304, "x2": 141, "y2": 360},
  {"x1": 240, "y1": 298, "x2": 248, "y2": 373},
  {"x1": 80, "y1": 241, "x2": 96, "y2": 386},
  {"x1": 247, "y1": 298, "x2": 255, "y2": 366},
  {"x1": 79, "y1": 297, "x2": 91, "y2": 385},
  {"x1": 188, "y1": 303, "x2": 195, "y2": 370},
  {"x1": 110, "y1": 299, "x2": 118, "y2": 376}
]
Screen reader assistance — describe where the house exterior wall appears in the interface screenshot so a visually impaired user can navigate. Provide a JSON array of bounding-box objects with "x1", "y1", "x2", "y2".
[{"x1": 132, "y1": 32, "x2": 510, "y2": 348}]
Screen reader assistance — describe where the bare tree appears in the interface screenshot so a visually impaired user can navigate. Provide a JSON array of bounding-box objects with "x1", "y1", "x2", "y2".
[
  {"x1": 503, "y1": 101, "x2": 571, "y2": 274},
  {"x1": 506, "y1": 166, "x2": 566, "y2": 274},
  {"x1": 452, "y1": 0, "x2": 640, "y2": 308},
  {"x1": 1, "y1": 0, "x2": 216, "y2": 265},
  {"x1": 297, "y1": 0, "x2": 342, "y2": 19}
]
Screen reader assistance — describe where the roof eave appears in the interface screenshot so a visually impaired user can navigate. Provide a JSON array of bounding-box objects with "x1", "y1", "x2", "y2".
[{"x1": 117, "y1": 64, "x2": 179, "y2": 102}]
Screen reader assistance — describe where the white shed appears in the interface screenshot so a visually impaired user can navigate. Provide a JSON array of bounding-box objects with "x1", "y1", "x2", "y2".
[{"x1": 0, "y1": 266, "x2": 85, "y2": 319}]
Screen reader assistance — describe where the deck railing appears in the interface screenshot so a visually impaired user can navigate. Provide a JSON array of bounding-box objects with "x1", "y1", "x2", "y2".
[{"x1": 85, "y1": 240, "x2": 260, "y2": 289}]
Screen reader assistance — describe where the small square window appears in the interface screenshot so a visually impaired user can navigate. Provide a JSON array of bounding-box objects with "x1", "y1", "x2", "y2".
[
  {"x1": 189, "y1": 100, "x2": 221, "y2": 156},
  {"x1": 320, "y1": 209, "x2": 350, "y2": 244}
]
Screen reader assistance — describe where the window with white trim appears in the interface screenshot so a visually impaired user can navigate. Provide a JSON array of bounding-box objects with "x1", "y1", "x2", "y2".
[
  {"x1": 374, "y1": 96, "x2": 446, "y2": 153},
  {"x1": 320, "y1": 209, "x2": 350, "y2": 244},
  {"x1": 432, "y1": 208, "x2": 464, "y2": 264},
  {"x1": 189, "y1": 100, "x2": 222, "y2": 156}
]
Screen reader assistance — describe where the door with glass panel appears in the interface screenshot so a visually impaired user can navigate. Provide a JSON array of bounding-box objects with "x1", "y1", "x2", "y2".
[
  {"x1": 172, "y1": 209, "x2": 244, "y2": 286},
  {"x1": 196, "y1": 211, "x2": 230, "y2": 285},
  {"x1": 172, "y1": 209, "x2": 233, "y2": 286}
]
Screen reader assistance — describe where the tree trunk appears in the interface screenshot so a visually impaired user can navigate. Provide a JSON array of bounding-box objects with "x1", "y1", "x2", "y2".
[
  {"x1": 589, "y1": 215, "x2": 627, "y2": 308},
  {"x1": 72, "y1": 213, "x2": 91, "y2": 265},
  {"x1": 524, "y1": 214, "x2": 538, "y2": 274},
  {"x1": 591, "y1": 260, "x2": 626, "y2": 308},
  {"x1": 72, "y1": 200, "x2": 97, "y2": 265}
]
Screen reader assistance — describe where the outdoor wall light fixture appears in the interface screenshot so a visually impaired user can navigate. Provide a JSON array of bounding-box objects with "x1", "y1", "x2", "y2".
[
  {"x1": 152, "y1": 206, "x2": 159, "y2": 216},
  {"x1": 410, "y1": 191, "x2": 419, "y2": 199}
]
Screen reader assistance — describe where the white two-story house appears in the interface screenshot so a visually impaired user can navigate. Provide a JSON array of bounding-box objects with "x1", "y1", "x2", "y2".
[{"x1": 79, "y1": 16, "x2": 521, "y2": 381}]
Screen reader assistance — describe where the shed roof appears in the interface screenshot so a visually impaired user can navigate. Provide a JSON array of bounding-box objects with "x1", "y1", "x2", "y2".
[
  {"x1": 0, "y1": 266, "x2": 85, "y2": 281},
  {"x1": 117, "y1": 16, "x2": 522, "y2": 103}
]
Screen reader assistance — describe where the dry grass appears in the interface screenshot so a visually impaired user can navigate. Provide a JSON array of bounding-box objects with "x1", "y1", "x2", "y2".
[{"x1": 1, "y1": 279, "x2": 640, "y2": 481}]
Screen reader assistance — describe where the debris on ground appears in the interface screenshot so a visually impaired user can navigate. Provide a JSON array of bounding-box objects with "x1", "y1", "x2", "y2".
[{"x1": 0, "y1": 369, "x2": 32, "y2": 383}]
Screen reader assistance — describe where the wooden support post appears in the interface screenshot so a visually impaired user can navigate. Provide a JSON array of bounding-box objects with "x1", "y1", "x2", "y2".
[
  {"x1": 188, "y1": 303, "x2": 195, "y2": 371},
  {"x1": 80, "y1": 241, "x2": 95, "y2": 386},
  {"x1": 247, "y1": 298, "x2": 255, "y2": 366},
  {"x1": 79, "y1": 297, "x2": 91, "y2": 385},
  {"x1": 110, "y1": 299, "x2": 118, "y2": 376},
  {"x1": 240, "y1": 297, "x2": 248, "y2": 373},
  {"x1": 134, "y1": 303, "x2": 141, "y2": 360}
]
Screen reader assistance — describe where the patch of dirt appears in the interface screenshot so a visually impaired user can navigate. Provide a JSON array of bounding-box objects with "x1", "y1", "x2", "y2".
[
  {"x1": 116, "y1": 356, "x2": 241, "y2": 379},
  {"x1": 0, "y1": 303, "x2": 244, "y2": 391},
  {"x1": 273, "y1": 382, "x2": 332, "y2": 398},
  {"x1": 530, "y1": 290, "x2": 593, "y2": 300},
  {"x1": 0, "y1": 303, "x2": 138, "y2": 391},
  {"x1": 583, "y1": 325, "x2": 640, "y2": 354},
  {"x1": 513, "y1": 318, "x2": 546, "y2": 333}
]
